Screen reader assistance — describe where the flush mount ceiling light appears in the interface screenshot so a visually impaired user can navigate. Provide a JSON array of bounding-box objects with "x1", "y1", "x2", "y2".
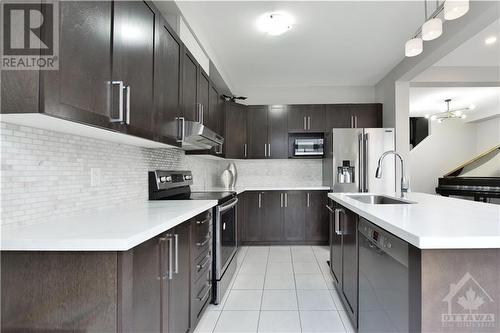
[
  {"x1": 424, "y1": 99, "x2": 470, "y2": 122},
  {"x1": 444, "y1": 0, "x2": 469, "y2": 20},
  {"x1": 256, "y1": 12, "x2": 294, "y2": 36},
  {"x1": 485, "y1": 36, "x2": 498, "y2": 45}
]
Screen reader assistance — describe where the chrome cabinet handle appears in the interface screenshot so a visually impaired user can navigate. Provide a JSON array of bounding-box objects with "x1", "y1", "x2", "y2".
[
  {"x1": 125, "y1": 85, "x2": 131, "y2": 125},
  {"x1": 167, "y1": 235, "x2": 173, "y2": 280},
  {"x1": 325, "y1": 204, "x2": 334, "y2": 213},
  {"x1": 158, "y1": 237, "x2": 166, "y2": 280},
  {"x1": 176, "y1": 117, "x2": 185, "y2": 142},
  {"x1": 264, "y1": 144, "x2": 267, "y2": 157},
  {"x1": 111, "y1": 81, "x2": 124, "y2": 123},
  {"x1": 197, "y1": 283, "x2": 212, "y2": 301},
  {"x1": 303, "y1": 116, "x2": 307, "y2": 130},
  {"x1": 307, "y1": 193, "x2": 310, "y2": 207},
  {"x1": 363, "y1": 133, "x2": 369, "y2": 192},
  {"x1": 358, "y1": 134, "x2": 364, "y2": 192},
  {"x1": 307, "y1": 116, "x2": 311, "y2": 130},
  {"x1": 174, "y1": 233, "x2": 179, "y2": 274},
  {"x1": 334, "y1": 208, "x2": 345, "y2": 235},
  {"x1": 197, "y1": 255, "x2": 211, "y2": 270},
  {"x1": 268, "y1": 144, "x2": 271, "y2": 157},
  {"x1": 284, "y1": 193, "x2": 288, "y2": 208},
  {"x1": 280, "y1": 193, "x2": 283, "y2": 208},
  {"x1": 244, "y1": 143, "x2": 247, "y2": 157},
  {"x1": 258, "y1": 193, "x2": 262, "y2": 208},
  {"x1": 196, "y1": 234, "x2": 210, "y2": 247}
]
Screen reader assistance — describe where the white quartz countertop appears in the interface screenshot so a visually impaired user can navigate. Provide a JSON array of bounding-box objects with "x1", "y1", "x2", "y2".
[
  {"x1": 205, "y1": 186, "x2": 331, "y2": 195},
  {"x1": 1, "y1": 200, "x2": 218, "y2": 251},
  {"x1": 328, "y1": 192, "x2": 500, "y2": 249}
]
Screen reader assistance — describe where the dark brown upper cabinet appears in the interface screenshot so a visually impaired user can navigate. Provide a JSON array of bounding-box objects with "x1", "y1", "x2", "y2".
[
  {"x1": 112, "y1": 1, "x2": 157, "y2": 139},
  {"x1": 155, "y1": 17, "x2": 182, "y2": 142},
  {"x1": 247, "y1": 105, "x2": 287, "y2": 159},
  {"x1": 246, "y1": 105, "x2": 269, "y2": 159},
  {"x1": 223, "y1": 102, "x2": 247, "y2": 159},
  {"x1": 181, "y1": 48, "x2": 199, "y2": 123},
  {"x1": 5, "y1": 1, "x2": 114, "y2": 127},
  {"x1": 324, "y1": 103, "x2": 383, "y2": 132},
  {"x1": 208, "y1": 83, "x2": 222, "y2": 135},
  {"x1": 198, "y1": 70, "x2": 210, "y2": 126},
  {"x1": 349, "y1": 103, "x2": 382, "y2": 128},
  {"x1": 288, "y1": 104, "x2": 325, "y2": 133}
]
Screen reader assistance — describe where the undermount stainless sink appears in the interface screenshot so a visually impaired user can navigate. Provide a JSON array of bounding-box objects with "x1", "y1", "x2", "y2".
[{"x1": 347, "y1": 195, "x2": 414, "y2": 205}]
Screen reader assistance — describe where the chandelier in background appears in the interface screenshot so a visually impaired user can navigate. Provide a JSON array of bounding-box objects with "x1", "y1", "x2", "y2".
[
  {"x1": 425, "y1": 99, "x2": 473, "y2": 123},
  {"x1": 405, "y1": 0, "x2": 469, "y2": 57}
]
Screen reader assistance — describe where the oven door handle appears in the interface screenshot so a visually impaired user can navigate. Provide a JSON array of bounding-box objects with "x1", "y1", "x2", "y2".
[{"x1": 217, "y1": 197, "x2": 238, "y2": 213}]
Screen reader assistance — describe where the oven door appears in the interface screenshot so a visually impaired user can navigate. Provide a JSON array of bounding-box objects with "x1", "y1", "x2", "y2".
[{"x1": 215, "y1": 197, "x2": 238, "y2": 279}]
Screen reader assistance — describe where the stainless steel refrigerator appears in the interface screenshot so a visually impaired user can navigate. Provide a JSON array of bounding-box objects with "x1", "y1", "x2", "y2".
[{"x1": 323, "y1": 128, "x2": 396, "y2": 193}]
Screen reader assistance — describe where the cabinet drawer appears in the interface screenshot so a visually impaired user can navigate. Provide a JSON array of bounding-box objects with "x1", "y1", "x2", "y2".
[
  {"x1": 193, "y1": 250, "x2": 211, "y2": 283},
  {"x1": 192, "y1": 211, "x2": 212, "y2": 259},
  {"x1": 192, "y1": 268, "x2": 212, "y2": 321}
]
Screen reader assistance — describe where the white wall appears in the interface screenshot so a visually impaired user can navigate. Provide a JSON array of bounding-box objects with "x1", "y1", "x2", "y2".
[
  {"x1": 409, "y1": 117, "x2": 500, "y2": 194},
  {"x1": 243, "y1": 85, "x2": 376, "y2": 105}
]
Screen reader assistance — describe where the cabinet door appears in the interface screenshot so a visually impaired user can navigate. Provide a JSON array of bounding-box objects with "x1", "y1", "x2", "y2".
[
  {"x1": 247, "y1": 105, "x2": 268, "y2": 159},
  {"x1": 182, "y1": 48, "x2": 199, "y2": 122},
  {"x1": 287, "y1": 105, "x2": 308, "y2": 132},
  {"x1": 262, "y1": 192, "x2": 283, "y2": 242},
  {"x1": 224, "y1": 102, "x2": 247, "y2": 159},
  {"x1": 237, "y1": 192, "x2": 245, "y2": 244},
  {"x1": 155, "y1": 18, "x2": 181, "y2": 139},
  {"x1": 350, "y1": 104, "x2": 382, "y2": 128},
  {"x1": 283, "y1": 191, "x2": 306, "y2": 241},
  {"x1": 113, "y1": 0, "x2": 156, "y2": 136},
  {"x1": 198, "y1": 70, "x2": 210, "y2": 125},
  {"x1": 305, "y1": 191, "x2": 329, "y2": 242},
  {"x1": 306, "y1": 105, "x2": 325, "y2": 132},
  {"x1": 268, "y1": 105, "x2": 288, "y2": 159},
  {"x1": 43, "y1": 1, "x2": 113, "y2": 128},
  {"x1": 325, "y1": 104, "x2": 351, "y2": 131},
  {"x1": 208, "y1": 84, "x2": 221, "y2": 134},
  {"x1": 329, "y1": 200, "x2": 342, "y2": 285},
  {"x1": 341, "y1": 208, "x2": 358, "y2": 318},
  {"x1": 243, "y1": 192, "x2": 263, "y2": 242},
  {"x1": 167, "y1": 222, "x2": 191, "y2": 333},
  {"x1": 129, "y1": 237, "x2": 162, "y2": 333}
]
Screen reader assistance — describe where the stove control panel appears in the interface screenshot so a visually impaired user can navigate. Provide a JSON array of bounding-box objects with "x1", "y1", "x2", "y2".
[{"x1": 149, "y1": 170, "x2": 193, "y2": 190}]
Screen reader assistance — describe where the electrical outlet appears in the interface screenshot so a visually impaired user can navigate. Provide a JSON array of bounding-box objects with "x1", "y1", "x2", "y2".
[{"x1": 90, "y1": 168, "x2": 101, "y2": 187}]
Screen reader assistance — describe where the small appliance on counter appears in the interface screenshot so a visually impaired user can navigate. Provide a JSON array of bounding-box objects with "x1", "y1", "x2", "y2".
[{"x1": 148, "y1": 170, "x2": 239, "y2": 305}]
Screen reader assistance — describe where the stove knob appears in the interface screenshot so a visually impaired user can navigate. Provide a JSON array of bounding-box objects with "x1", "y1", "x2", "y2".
[
  {"x1": 159, "y1": 176, "x2": 167, "y2": 183},
  {"x1": 184, "y1": 175, "x2": 192, "y2": 180},
  {"x1": 386, "y1": 242, "x2": 392, "y2": 249},
  {"x1": 166, "y1": 176, "x2": 172, "y2": 182}
]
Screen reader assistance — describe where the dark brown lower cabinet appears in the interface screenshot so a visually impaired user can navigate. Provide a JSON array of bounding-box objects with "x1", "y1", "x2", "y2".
[
  {"x1": 241, "y1": 190, "x2": 328, "y2": 245},
  {"x1": 0, "y1": 213, "x2": 207, "y2": 333},
  {"x1": 328, "y1": 199, "x2": 358, "y2": 328}
]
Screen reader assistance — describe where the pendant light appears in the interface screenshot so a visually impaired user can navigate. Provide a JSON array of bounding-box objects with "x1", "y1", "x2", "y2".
[
  {"x1": 422, "y1": 18, "x2": 443, "y2": 40},
  {"x1": 405, "y1": 38, "x2": 423, "y2": 57},
  {"x1": 444, "y1": 0, "x2": 469, "y2": 20}
]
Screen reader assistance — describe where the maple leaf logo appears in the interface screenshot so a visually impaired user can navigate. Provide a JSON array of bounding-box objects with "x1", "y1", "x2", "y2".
[{"x1": 457, "y1": 288, "x2": 485, "y2": 313}]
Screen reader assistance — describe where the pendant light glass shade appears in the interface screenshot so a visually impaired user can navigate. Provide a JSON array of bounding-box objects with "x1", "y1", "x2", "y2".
[
  {"x1": 422, "y1": 18, "x2": 443, "y2": 41},
  {"x1": 405, "y1": 38, "x2": 423, "y2": 57},
  {"x1": 444, "y1": 0, "x2": 469, "y2": 20}
]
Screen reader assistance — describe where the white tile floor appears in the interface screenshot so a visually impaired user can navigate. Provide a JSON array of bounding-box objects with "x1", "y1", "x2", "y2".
[{"x1": 194, "y1": 245, "x2": 357, "y2": 333}]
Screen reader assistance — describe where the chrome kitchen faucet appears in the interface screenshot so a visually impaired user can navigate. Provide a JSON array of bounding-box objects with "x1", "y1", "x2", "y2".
[{"x1": 375, "y1": 150, "x2": 409, "y2": 198}]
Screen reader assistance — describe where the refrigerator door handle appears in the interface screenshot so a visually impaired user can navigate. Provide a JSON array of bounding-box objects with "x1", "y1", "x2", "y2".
[
  {"x1": 358, "y1": 133, "x2": 364, "y2": 192},
  {"x1": 363, "y1": 133, "x2": 369, "y2": 192}
]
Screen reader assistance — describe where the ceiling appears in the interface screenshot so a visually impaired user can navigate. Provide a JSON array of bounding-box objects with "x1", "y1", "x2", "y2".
[
  {"x1": 176, "y1": 1, "x2": 424, "y2": 95},
  {"x1": 410, "y1": 87, "x2": 500, "y2": 122},
  {"x1": 435, "y1": 18, "x2": 500, "y2": 67}
]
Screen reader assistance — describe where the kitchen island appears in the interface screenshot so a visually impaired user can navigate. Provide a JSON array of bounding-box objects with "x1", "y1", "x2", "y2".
[{"x1": 328, "y1": 192, "x2": 500, "y2": 333}]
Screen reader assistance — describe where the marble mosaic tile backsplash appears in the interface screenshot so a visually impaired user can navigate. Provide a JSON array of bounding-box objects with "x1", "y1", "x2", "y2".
[{"x1": 1, "y1": 122, "x2": 322, "y2": 227}]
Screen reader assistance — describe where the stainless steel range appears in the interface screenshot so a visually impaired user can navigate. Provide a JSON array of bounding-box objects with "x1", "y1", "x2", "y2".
[{"x1": 148, "y1": 170, "x2": 238, "y2": 305}]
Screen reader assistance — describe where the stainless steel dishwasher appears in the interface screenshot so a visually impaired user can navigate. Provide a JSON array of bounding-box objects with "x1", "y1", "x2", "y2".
[{"x1": 358, "y1": 217, "x2": 409, "y2": 333}]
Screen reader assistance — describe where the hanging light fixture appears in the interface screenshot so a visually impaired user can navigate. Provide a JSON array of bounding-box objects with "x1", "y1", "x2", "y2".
[
  {"x1": 427, "y1": 99, "x2": 471, "y2": 122},
  {"x1": 422, "y1": 17, "x2": 443, "y2": 40},
  {"x1": 444, "y1": 0, "x2": 469, "y2": 20},
  {"x1": 405, "y1": 38, "x2": 423, "y2": 57}
]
